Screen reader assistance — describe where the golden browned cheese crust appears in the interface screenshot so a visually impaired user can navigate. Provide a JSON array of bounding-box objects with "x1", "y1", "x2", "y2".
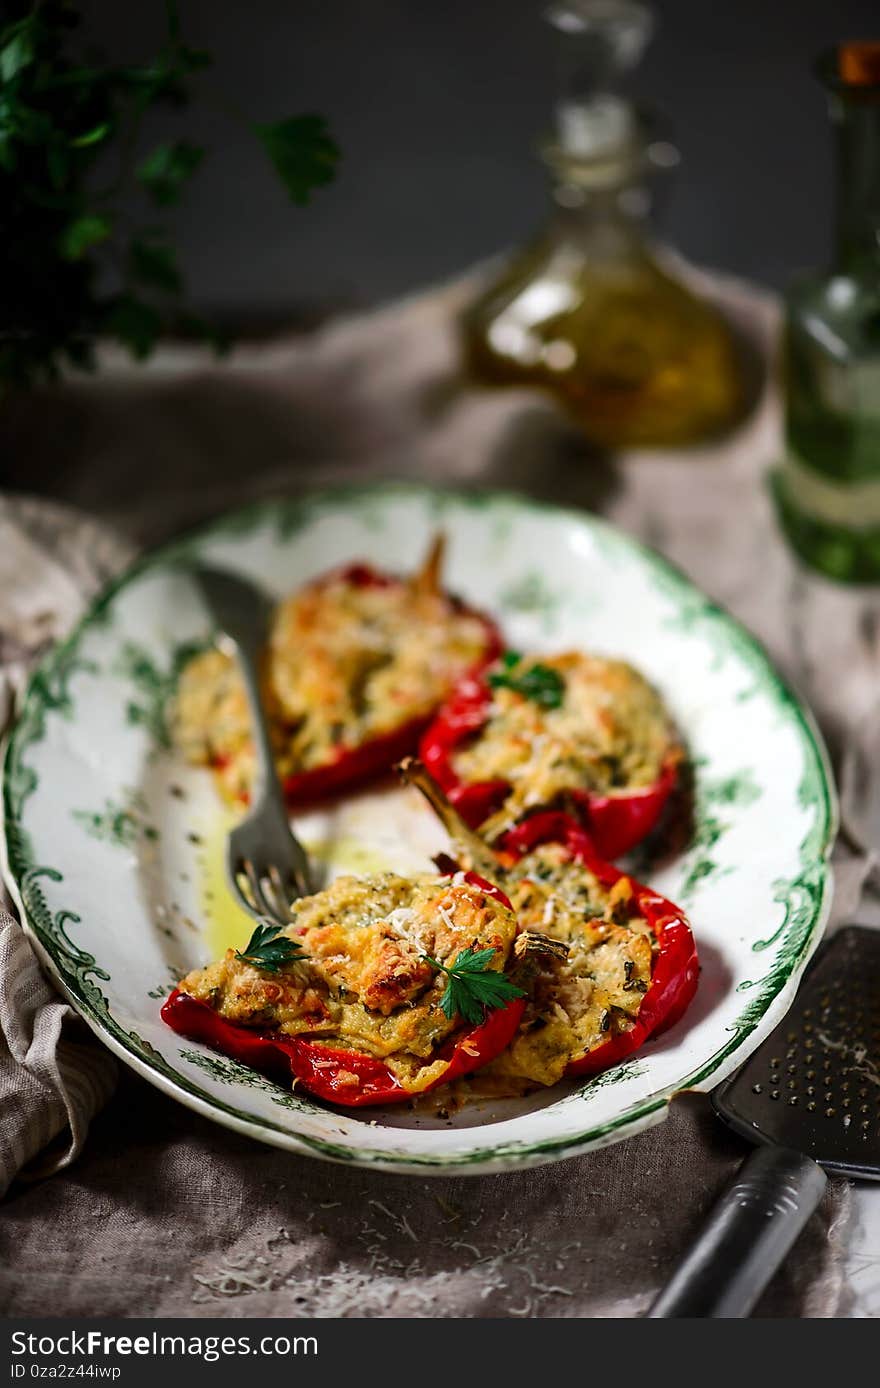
[
  {"x1": 172, "y1": 570, "x2": 491, "y2": 802},
  {"x1": 481, "y1": 843, "x2": 654, "y2": 1088},
  {"x1": 178, "y1": 872, "x2": 517, "y2": 1093},
  {"x1": 452, "y1": 652, "x2": 679, "y2": 838}
]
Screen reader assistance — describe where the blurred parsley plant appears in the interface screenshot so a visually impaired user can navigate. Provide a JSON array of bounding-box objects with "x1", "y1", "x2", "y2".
[{"x1": 0, "y1": 1, "x2": 339, "y2": 389}]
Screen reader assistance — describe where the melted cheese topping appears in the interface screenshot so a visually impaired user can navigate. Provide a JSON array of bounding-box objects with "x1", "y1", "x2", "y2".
[
  {"x1": 173, "y1": 570, "x2": 492, "y2": 802},
  {"x1": 452, "y1": 652, "x2": 679, "y2": 837},
  {"x1": 485, "y1": 843, "x2": 654, "y2": 1088},
  {"x1": 178, "y1": 872, "x2": 517, "y2": 1094}
]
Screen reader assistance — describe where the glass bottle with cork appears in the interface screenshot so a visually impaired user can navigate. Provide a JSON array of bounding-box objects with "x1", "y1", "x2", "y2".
[
  {"x1": 462, "y1": 0, "x2": 748, "y2": 450},
  {"x1": 773, "y1": 42, "x2": 880, "y2": 583}
]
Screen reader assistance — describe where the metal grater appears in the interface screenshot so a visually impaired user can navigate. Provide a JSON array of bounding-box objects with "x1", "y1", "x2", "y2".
[
  {"x1": 649, "y1": 926, "x2": 880, "y2": 1316},
  {"x1": 713, "y1": 925, "x2": 880, "y2": 1179}
]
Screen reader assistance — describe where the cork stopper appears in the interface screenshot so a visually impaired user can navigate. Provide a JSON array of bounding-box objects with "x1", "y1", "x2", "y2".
[
  {"x1": 545, "y1": 0, "x2": 654, "y2": 163},
  {"x1": 838, "y1": 42, "x2": 880, "y2": 88}
]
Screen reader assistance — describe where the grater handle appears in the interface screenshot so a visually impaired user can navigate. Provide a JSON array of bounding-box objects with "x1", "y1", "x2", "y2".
[{"x1": 645, "y1": 1145, "x2": 827, "y2": 1318}]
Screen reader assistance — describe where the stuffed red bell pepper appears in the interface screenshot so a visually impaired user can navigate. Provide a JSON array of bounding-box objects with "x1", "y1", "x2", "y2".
[
  {"x1": 162, "y1": 866, "x2": 525, "y2": 1107},
  {"x1": 173, "y1": 535, "x2": 502, "y2": 807},
  {"x1": 420, "y1": 649, "x2": 682, "y2": 859},
  {"x1": 400, "y1": 760, "x2": 698, "y2": 1090}
]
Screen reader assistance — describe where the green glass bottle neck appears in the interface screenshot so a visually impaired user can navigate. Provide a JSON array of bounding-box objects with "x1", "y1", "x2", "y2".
[{"x1": 831, "y1": 94, "x2": 880, "y2": 272}]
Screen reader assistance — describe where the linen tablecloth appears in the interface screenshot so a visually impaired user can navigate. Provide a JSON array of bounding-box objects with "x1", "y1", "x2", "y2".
[
  {"x1": 1, "y1": 263, "x2": 876, "y2": 1316},
  {"x1": 0, "y1": 497, "x2": 129, "y2": 1199}
]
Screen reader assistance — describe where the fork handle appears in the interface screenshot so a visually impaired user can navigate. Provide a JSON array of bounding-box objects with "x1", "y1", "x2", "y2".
[
  {"x1": 230, "y1": 628, "x2": 312, "y2": 893},
  {"x1": 230, "y1": 628, "x2": 284, "y2": 812}
]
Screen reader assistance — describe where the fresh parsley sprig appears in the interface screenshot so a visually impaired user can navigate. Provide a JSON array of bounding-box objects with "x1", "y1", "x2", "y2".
[
  {"x1": 488, "y1": 651, "x2": 565, "y2": 710},
  {"x1": 422, "y1": 947, "x2": 525, "y2": 1024},
  {"x1": 235, "y1": 921, "x2": 308, "y2": 975}
]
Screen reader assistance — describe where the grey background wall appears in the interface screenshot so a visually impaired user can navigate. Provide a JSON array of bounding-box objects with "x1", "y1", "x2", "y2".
[{"x1": 84, "y1": 0, "x2": 878, "y2": 322}]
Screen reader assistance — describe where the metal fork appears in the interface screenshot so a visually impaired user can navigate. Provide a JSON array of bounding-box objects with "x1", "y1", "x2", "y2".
[{"x1": 193, "y1": 566, "x2": 312, "y2": 926}]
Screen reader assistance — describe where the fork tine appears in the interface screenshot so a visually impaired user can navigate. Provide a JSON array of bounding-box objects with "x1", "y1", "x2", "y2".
[
  {"x1": 267, "y1": 863, "x2": 298, "y2": 921},
  {"x1": 229, "y1": 864, "x2": 259, "y2": 920},
  {"x1": 259, "y1": 878, "x2": 290, "y2": 927},
  {"x1": 241, "y1": 857, "x2": 282, "y2": 925},
  {"x1": 286, "y1": 847, "x2": 312, "y2": 900}
]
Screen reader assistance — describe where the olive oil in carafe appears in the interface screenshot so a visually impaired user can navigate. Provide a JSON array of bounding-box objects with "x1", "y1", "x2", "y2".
[
  {"x1": 463, "y1": 1, "x2": 747, "y2": 450},
  {"x1": 465, "y1": 223, "x2": 745, "y2": 448}
]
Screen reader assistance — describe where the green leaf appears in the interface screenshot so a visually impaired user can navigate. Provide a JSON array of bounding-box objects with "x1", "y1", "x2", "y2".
[
  {"x1": 254, "y1": 114, "x2": 339, "y2": 205},
  {"x1": 422, "y1": 947, "x2": 525, "y2": 1025},
  {"x1": 235, "y1": 921, "x2": 308, "y2": 975},
  {"x1": 488, "y1": 653, "x2": 566, "y2": 710},
  {"x1": 129, "y1": 238, "x2": 181, "y2": 294},
  {"x1": 105, "y1": 295, "x2": 163, "y2": 360},
  {"x1": 71, "y1": 123, "x2": 111, "y2": 149},
  {"x1": 137, "y1": 140, "x2": 204, "y2": 206},
  {"x1": 0, "y1": 26, "x2": 34, "y2": 84},
  {"x1": 58, "y1": 214, "x2": 112, "y2": 260}
]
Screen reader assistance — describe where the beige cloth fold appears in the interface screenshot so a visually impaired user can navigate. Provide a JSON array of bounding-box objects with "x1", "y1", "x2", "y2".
[
  {"x1": 0, "y1": 912, "x2": 117, "y2": 1198},
  {"x1": 0, "y1": 496, "x2": 131, "y2": 1198},
  {"x1": 0, "y1": 264, "x2": 870, "y2": 1314}
]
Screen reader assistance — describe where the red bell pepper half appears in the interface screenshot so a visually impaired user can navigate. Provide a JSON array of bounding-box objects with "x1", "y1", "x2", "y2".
[
  {"x1": 495, "y1": 811, "x2": 699, "y2": 1078},
  {"x1": 419, "y1": 671, "x2": 678, "y2": 860},
  {"x1": 162, "y1": 869, "x2": 524, "y2": 1108},
  {"x1": 215, "y1": 556, "x2": 503, "y2": 807}
]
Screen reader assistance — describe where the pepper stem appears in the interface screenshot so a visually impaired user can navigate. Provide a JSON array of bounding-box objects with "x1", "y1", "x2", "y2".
[
  {"x1": 396, "y1": 756, "x2": 500, "y2": 879},
  {"x1": 410, "y1": 532, "x2": 446, "y2": 598}
]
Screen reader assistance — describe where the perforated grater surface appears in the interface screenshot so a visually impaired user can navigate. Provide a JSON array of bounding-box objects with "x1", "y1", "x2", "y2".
[
  {"x1": 713, "y1": 925, "x2": 880, "y2": 1180},
  {"x1": 649, "y1": 926, "x2": 880, "y2": 1316}
]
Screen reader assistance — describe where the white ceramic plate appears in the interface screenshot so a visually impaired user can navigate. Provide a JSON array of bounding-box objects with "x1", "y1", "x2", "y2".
[{"x1": 2, "y1": 484, "x2": 836, "y2": 1174}]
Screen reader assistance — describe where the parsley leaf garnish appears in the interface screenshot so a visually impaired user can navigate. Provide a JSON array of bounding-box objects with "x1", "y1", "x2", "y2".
[
  {"x1": 488, "y1": 651, "x2": 565, "y2": 710},
  {"x1": 422, "y1": 947, "x2": 525, "y2": 1025},
  {"x1": 235, "y1": 921, "x2": 308, "y2": 974}
]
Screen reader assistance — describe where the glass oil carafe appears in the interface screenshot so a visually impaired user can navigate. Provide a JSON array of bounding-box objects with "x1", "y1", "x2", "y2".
[
  {"x1": 773, "y1": 43, "x2": 880, "y2": 583},
  {"x1": 462, "y1": 0, "x2": 747, "y2": 450}
]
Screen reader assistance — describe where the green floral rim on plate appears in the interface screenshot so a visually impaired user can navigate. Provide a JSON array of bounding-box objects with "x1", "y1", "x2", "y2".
[{"x1": 1, "y1": 483, "x2": 837, "y2": 1173}]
